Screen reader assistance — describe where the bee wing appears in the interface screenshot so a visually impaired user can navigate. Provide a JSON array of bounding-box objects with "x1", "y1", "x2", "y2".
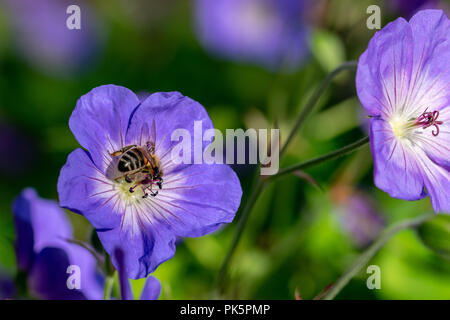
[
  {"x1": 147, "y1": 118, "x2": 156, "y2": 152},
  {"x1": 151, "y1": 118, "x2": 157, "y2": 145}
]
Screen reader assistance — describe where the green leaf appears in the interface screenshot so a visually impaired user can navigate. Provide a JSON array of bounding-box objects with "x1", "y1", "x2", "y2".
[
  {"x1": 311, "y1": 30, "x2": 346, "y2": 72},
  {"x1": 417, "y1": 215, "x2": 450, "y2": 260}
]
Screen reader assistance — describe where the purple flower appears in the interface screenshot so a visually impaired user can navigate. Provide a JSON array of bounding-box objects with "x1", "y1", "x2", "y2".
[
  {"x1": 331, "y1": 186, "x2": 385, "y2": 247},
  {"x1": 0, "y1": 121, "x2": 36, "y2": 176},
  {"x1": 0, "y1": 271, "x2": 15, "y2": 300},
  {"x1": 13, "y1": 188, "x2": 103, "y2": 300},
  {"x1": 388, "y1": 0, "x2": 438, "y2": 19},
  {"x1": 356, "y1": 10, "x2": 450, "y2": 213},
  {"x1": 2, "y1": 0, "x2": 103, "y2": 76},
  {"x1": 57, "y1": 85, "x2": 242, "y2": 279},
  {"x1": 194, "y1": 0, "x2": 309, "y2": 71}
]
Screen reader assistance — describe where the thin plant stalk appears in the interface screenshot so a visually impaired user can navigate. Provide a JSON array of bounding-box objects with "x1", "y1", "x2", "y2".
[
  {"x1": 103, "y1": 253, "x2": 116, "y2": 300},
  {"x1": 217, "y1": 136, "x2": 370, "y2": 288},
  {"x1": 103, "y1": 274, "x2": 115, "y2": 300},
  {"x1": 280, "y1": 61, "x2": 357, "y2": 157},
  {"x1": 217, "y1": 61, "x2": 360, "y2": 290},
  {"x1": 322, "y1": 212, "x2": 435, "y2": 300}
]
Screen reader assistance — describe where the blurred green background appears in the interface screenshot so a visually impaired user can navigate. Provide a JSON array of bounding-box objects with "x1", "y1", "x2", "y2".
[{"x1": 0, "y1": 0, "x2": 449, "y2": 299}]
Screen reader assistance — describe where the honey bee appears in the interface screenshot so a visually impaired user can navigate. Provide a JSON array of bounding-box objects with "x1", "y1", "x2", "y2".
[{"x1": 110, "y1": 121, "x2": 163, "y2": 198}]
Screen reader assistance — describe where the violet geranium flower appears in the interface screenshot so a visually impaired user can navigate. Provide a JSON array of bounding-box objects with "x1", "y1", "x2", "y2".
[
  {"x1": 388, "y1": 0, "x2": 438, "y2": 19},
  {"x1": 0, "y1": 271, "x2": 15, "y2": 299},
  {"x1": 13, "y1": 188, "x2": 103, "y2": 300},
  {"x1": 58, "y1": 85, "x2": 242, "y2": 279},
  {"x1": 0, "y1": 121, "x2": 36, "y2": 176},
  {"x1": 331, "y1": 186, "x2": 385, "y2": 247},
  {"x1": 2, "y1": 0, "x2": 103, "y2": 76},
  {"x1": 194, "y1": 0, "x2": 309, "y2": 71},
  {"x1": 356, "y1": 10, "x2": 450, "y2": 213}
]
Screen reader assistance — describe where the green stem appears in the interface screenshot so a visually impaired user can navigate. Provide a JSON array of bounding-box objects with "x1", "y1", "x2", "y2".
[
  {"x1": 269, "y1": 136, "x2": 369, "y2": 181},
  {"x1": 280, "y1": 61, "x2": 357, "y2": 157},
  {"x1": 103, "y1": 273, "x2": 115, "y2": 300},
  {"x1": 323, "y1": 212, "x2": 435, "y2": 300},
  {"x1": 217, "y1": 61, "x2": 358, "y2": 291},
  {"x1": 217, "y1": 181, "x2": 266, "y2": 288},
  {"x1": 103, "y1": 253, "x2": 115, "y2": 300},
  {"x1": 217, "y1": 136, "x2": 370, "y2": 290}
]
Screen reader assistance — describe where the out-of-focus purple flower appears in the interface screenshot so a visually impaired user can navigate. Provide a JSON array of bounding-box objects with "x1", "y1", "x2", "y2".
[
  {"x1": 388, "y1": 0, "x2": 438, "y2": 19},
  {"x1": 331, "y1": 186, "x2": 385, "y2": 247},
  {"x1": 13, "y1": 188, "x2": 103, "y2": 300},
  {"x1": 356, "y1": 10, "x2": 450, "y2": 213},
  {"x1": 58, "y1": 85, "x2": 242, "y2": 279},
  {"x1": 2, "y1": 0, "x2": 103, "y2": 77},
  {"x1": 0, "y1": 271, "x2": 15, "y2": 299},
  {"x1": 194, "y1": 0, "x2": 309, "y2": 71},
  {"x1": 116, "y1": 249, "x2": 161, "y2": 300},
  {"x1": 0, "y1": 121, "x2": 36, "y2": 176}
]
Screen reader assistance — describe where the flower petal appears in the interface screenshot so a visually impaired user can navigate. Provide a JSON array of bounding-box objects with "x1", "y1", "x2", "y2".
[
  {"x1": 59, "y1": 149, "x2": 176, "y2": 279},
  {"x1": 58, "y1": 148, "x2": 122, "y2": 230},
  {"x1": 405, "y1": 10, "x2": 450, "y2": 117},
  {"x1": 358, "y1": 10, "x2": 450, "y2": 119},
  {"x1": 117, "y1": 246, "x2": 161, "y2": 300},
  {"x1": 28, "y1": 247, "x2": 86, "y2": 300},
  {"x1": 13, "y1": 188, "x2": 103, "y2": 300},
  {"x1": 59, "y1": 148, "x2": 178, "y2": 280},
  {"x1": 29, "y1": 245, "x2": 103, "y2": 300},
  {"x1": 415, "y1": 148, "x2": 450, "y2": 213},
  {"x1": 140, "y1": 276, "x2": 161, "y2": 300},
  {"x1": 414, "y1": 106, "x2": 450, "y2": 169},
  {"x1": 12, "y1": 188, "x2": 72, "y2": 272},
  {"x1": 125, "y1": 91, "x2": 214, "y2": 170},
  {"x1": 370, "y1": 119, "x2": 426, "y2": 200},
  {"x1": 356, "y1": 16, "x2": 413, "y2": 118},
  {"x1": 115, "y1": 248, "x2": 133, "y2": 300},
  {"x1": 156, "y1": 163, "x2": 242, "y2": 237},
  {"x1": 0, "y1": 272, "x2": 15, "y2": 299},
  {"x1": 98, "y1": 222, "x2": 176, "y2": 279},
  {"x1": 69, "y1": 85, "x2": 140, "y2": 172}
]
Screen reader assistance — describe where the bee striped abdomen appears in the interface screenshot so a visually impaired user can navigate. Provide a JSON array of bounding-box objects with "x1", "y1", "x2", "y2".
[{"x1": 118, "y1": 148, "x2": 145, "y2": 172}]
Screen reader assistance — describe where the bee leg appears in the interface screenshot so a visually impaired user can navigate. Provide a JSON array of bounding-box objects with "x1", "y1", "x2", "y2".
[
  {"x1": 144, "y1": 184, "x2": 158, "y2": 197},
  {"x1": 140, "y1": 185, "x2": 150, "y2": 199},
  {"x1": 150, "y1": 190, "x2": 158, "y2": 197},
  {"x1": 154, "y1": 177, "x2": 163, "y2": 189}
]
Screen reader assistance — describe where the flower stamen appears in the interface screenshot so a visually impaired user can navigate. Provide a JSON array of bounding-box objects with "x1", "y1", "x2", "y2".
[{"x1": 416, "y1": 108, "x2": 443, "y2": 136}]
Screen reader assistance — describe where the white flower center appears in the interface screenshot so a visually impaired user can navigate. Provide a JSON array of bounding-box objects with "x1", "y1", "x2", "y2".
[
  {"x1": 389, "y1": 114, "x2": 412, "y2": 138},
  {"x1": 389, "y1": 108, "x2": 444, "y2": 139},
  {"x1": 116, "y1": 180, "x2": 147, "y2": 206}
]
